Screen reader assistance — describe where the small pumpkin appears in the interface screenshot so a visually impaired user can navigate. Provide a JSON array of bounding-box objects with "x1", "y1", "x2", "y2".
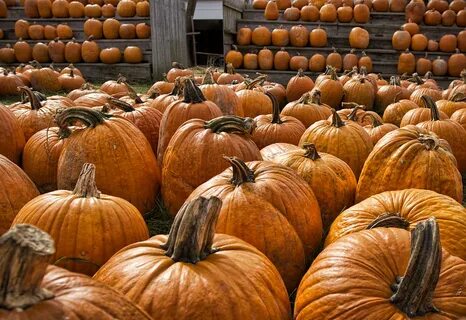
[
  {"x1": 363, "y1": 113, "x2": 399, "y2": 144},
  {"x1": 281, "y1": 90, "x2": 332, "y2": 128},
  {"x1": 200, "y1": 69, "x2": 243, "y2": 115},
  {"x1": 264, "y1": 0, "x2": 279, "y2": 19},
  {"x1": 349, "y1": 27, "x2": 370, "y2": 49},
  {"x1": 236, "y1": 76, "x2": 273, "y2": 118},
  {"x1": 100, "y1": 47, "x2": 121, "y2": 64},
  {"x1": 117, "y1": 0, "x2": 136, "y2": 17},
  {"x1": 51, "y1": 0, "x2": 69, "y2": 17},
  {"x1": 286, "y1": 69, "x2": 315, "y2": 102},
  {"x1": 84, "y1": 18, "x2": 103, "y2": 39}
]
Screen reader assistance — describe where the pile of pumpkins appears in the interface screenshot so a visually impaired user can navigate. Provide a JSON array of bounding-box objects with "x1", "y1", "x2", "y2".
[
  {"x1": 20, "y1": 0, "x2": 149, "y2": 18},
  {"x1": 0, "y1": 62, "x2": 465, "y2": 319},
  {"x1": 226, "y1": 45, "x2": 373, "y2": 72}
]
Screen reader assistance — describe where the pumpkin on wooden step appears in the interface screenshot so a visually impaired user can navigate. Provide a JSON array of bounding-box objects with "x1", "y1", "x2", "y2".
[
  {"x1": 162, "y1": 117, "x2": 261, "y2": 216},
  {"x1": 0, "y1": 224, "x2": 153, "y2": 319},
  {"x1": 356, "y1": 125, "x2": 462, "y2": 202},
  {"x1": 55, "y1": 107, "x2": 161, "y2": 214},
  {"x1": 94, "y1": 196, "x2": 291, "y2": 319},
  {"x1": 295, "y1": 219, "x2": 466, "y2": 319},
  {"x1": 117, "y1": 0, "x2": 136, "y2": 17},
  {"x1": 186, "y1": 158, "x2": 322, "y2": 292}
]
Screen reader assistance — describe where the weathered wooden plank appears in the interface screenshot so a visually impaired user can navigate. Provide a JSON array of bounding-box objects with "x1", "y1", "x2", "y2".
[
  {"x1": 223, "y1": 0, "x2": 244, "y2": 56},
  {"x1": 151, "y1": 0, "x2": 189, "y2": 80}
]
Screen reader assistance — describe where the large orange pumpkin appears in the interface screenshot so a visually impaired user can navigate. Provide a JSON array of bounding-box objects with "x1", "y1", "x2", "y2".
[
  {"x1": 326, "y1": 188, "x2": 466, "y2": 260},
  {"x1": 295, "y1": 219, "x2": 466, "y2": 319},
  {"x1": 13, "y1": 163, "x2": 149, "y2": 276},
  {"x1": 157, "y1": 78, "x2": 222, "y2": 165},
  {"x1": 0, "y1": 224, "x2": 152, "y2": 319},
  {"x1": 273, "y1": 143, "x2": 356, "y2": 230},
  {"x1": 0, "y1": 104, "x2": 25, "y2": 165},
  {"x1": 281, "y1": 89, "x2": 332, "y2": 128},
  {"x1": 251, "y1": 94, "x2": 306, "y2": 149},
  {"x1": 186, "y1": 159, "x2": 323, "y2": 292},
  {"x1": 162, "y1": 116, "x2": 261, "y2": 216},
  {"x1": 0, "y1": 155, "x2": 39, "y2": 235},
  {"x1": 93, "y1": 196, "x2": 292, "y2": 319},
  {"x1": 356, "y1": 125, "x2": 462, "y2": 202},
  {"x1": 416, "y1": 95, "x2": 466, "y2": 172},
  {"x1": 55, "y1": 107, "x2": 161, "y2": 214},
  {"x1": 299, "y1": 109, "x2": 373, "y2": 178}
]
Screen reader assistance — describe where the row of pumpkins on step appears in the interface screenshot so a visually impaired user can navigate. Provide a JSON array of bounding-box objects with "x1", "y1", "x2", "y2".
[{"x1": 0, "y1": 65, "x2": 465, "y2": 318}]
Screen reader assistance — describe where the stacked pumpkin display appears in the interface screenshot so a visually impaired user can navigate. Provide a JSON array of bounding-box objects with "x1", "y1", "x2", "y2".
[{"x1": 0, "y1": 61, "x2": 466, "y2": 319}]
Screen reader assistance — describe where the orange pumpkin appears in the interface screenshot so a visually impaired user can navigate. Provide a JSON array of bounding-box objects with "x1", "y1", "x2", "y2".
[
  {"x1": 286, "y1": 69, "x2": 314, "y2": 102},
  {"x1": 200, "y1": 70, "x2": 243, "y2": 115},
  {"x1": 0, "y1": 105, "x2": 25, "y2": 165},
  {"x1": 236, "y1": 77, "x2": 273, "y2": 118},
  {"x1": 281, "y1": 90, "x2": 332, "y2": 128}
]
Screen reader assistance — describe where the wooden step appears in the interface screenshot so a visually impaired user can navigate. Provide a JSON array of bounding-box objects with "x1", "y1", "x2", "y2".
[
  {"x1": 236, "y1": 68, "x2": 455, "y2": 89},
  {"x1": 0, "y1": 38, "x2": 152, "y2": 51},
  {"x1": 0, "y1": 17, "x2": 150, "y2": 30},
  {"x1": 0, "y1": 62, "x2": 152, "y2": 82}
]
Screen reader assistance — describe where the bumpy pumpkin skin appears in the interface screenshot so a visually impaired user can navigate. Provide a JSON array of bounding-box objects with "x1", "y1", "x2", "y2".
[
  {"x1": 56, "y1": 110, "x2": 161, "y2": 215},
  {"x1": 187, "y1": 160, "x2": 323, "y2": 292},
  {"x1": 295, "y1": 228, "x2": 466, "y2": 320},
  {"x1": 0, "y1": 104, "x2": 25, "y2": 165},
  {"x1": 94, "y1": 234, "x2": 292, "y2": 320},
  {"x1": 0, "y1": 154, "x2": 39, "y2": 235},
  {"x1": 273, "y1": 145, "x2": 356, "y2": 230},
  {"x1": 162, "y1": 117, "x2": 262, "y2": 216},
  {"x1": 1, "y1": 265, "x2": 152, "y2": 320},
  {"x1": 260, "y1": 143, "x2": 300, "y2": 161},
  {"x1": 299, "y1": 112, "x2": 373, "y2": 178},
  {"x1": 13, "y1": 165, "x2": 149, "y2": 276},
  {"x1": 356, "y1": 126, "x2": 462, "y2": 203}
]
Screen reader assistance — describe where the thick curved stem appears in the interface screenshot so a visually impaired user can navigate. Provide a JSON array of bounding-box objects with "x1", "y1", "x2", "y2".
[
  {"x1": 161, "y1": 196, "x2": 222, "y2": 263},
  {"x1": 0, "y1": 224, "x2": 55, "y2": 310},
  {"x1": 245, "y1": 75, "x2": 267, "y2": 90},
  {"x1": 450, "y1": 92, "x2": 466, "y2": 102},
  {"x1": 123, "y1": 82, "x2": 144, "y2": 104},
  {"x1": 302, "y1": 143, "x2": 320, "y2": 160},
  {"x1": 172, "y1": 62, "x2": 186, "y2": 69},
  {"x1": 72, "y1": 163, "x2": 101, "y2": 198},
  {"x1": 116, "y1": 74, "x2": 127, "y2": 84},
  {"x1": 55, "y1": 107, "x2": 111, "y2": 138},
  {"x1": 266, "y1": 92, "x2": 282, "y2": 124},
  {"x1": 363, "y1": 113, "x2": 383, "y2": 127},
  {"x1": 183, "y1": 78, "x2": 207, "y2": 103},
  {"x1": 205, "y1": 116, "x2": 255, "y2": 134},
  {"x1": 17, "y1": 86, "x2": 43, "y2": 110},
  {"x1": 331, "y1": 109, "x2": 345, "y2": 128},
  {"x1": 390, "y1": 218, "x2": 441, "y2": 317},
  {"x1": 224, "y1": 156, "x2": 255, "y2": 186},
  {"x1": 421, "y1": 95, "x2": 440, "y2": 121},
  {"x1": 347, "y1": 105, "x2": 364, "y2": 122},
  {"x1": 366, "y1": 213, "x2": 410, "y2": 230},
  {"x1": 310, "y1": 89, "x2": 322, "y2": 105},
  {"x1": 107, "y1": 97, "x2": 136, "y2": 112}
]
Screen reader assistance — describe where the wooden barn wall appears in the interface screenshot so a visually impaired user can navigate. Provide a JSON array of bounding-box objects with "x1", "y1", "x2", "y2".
[
  {"x1": 223, "y1": 0, "x2": 245, "y2": 56},
  {"x1": 151, "y1": 0, "x2": 190, "y2": 80}
]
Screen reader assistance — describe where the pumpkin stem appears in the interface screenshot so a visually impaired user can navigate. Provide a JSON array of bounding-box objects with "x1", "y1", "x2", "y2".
[
  {"x1": 267, "y1": 92, "x2": 282, "y2": 124},
  {"x1": 0, "y1": 224, "x2": 55, "y2": 310},
  {"x1": 418, "y1": 133, "x2": 439, "y2": 150},
  {"x1": 424, "y1": 70, "x2": 432, "y2": 80},
  {"x1": 310, "y1": 89, "x2": 322, "y2": 104},
  {"x1": 347, "y1": 105, "x2": 364, "y2": 122},
  {"x1": 359, "y1": 66, "x2": 367, "y2": 76},
  {"x1": 123, "y1": 82, "x2": 144, "y2": 104},
  {"x1": 55, "y1": 107, "x2": 111, "y2": 139},
  {"x1": 202, "y1": 69, "x2": 216, "y2": 85},
  {"x1": 224, "y1": 156, "x2": 255, "y2": 186},
  {"x1": 17, "y1": 86, "x2": 42, "y2": 110},
  {"x1": 450, "y1": 92, "x2": 466, "y2": 102},
  {"x1": 245, "y1": 75, "x2": 267, "y2": 90},
  {"x1": 390, "y1": 218, "x2": 441, "y2": 317},
  {"x1": 204, "y1": 116, "x2": 255, "y2": 134},
  {"x1": 331, "y1": 109, "x2": 345, "y2": 128},
  {"x1": 161, "y1": 196, "x2": 222, "y2": 263},
  {"x1": 72, "y1": 163, "x2": 101, "y2": 198},
  {"x1": 409, "y1": 73, "x2": 424, "y2": 85},
  {"x1": 461, "y1": 69, "x2": 466, "y2": 83},
  {"x1": 172, "y1": 61, "x2": 185, "y2": 69},
  {"x1": 297, "y1": 68, "x2": 305, "y2": 78},
  {"x1": 302, "y1": 143, "x2": 321, "y2": 160},
  {"x1": 363, "y1": 113, "x2": 383, "y2": 127},
  {"x1": 107, "y1": 97, "x2": 136, "y2": 112},
  {"x1": 225, "y1": 63, "x2": 236, "y2": 75},
  {"x1": 116, "y1": 74, "x2": 127, "y2": 84},
  {"x1": 421, "y1": 95, "x2": 440, "y2": 121},
  {"x1": 366, "y1": 213, "x2": 410, "y2": 230},
  {"x1": 183, "y1": 78, "x2": 206, "y2": 103}
]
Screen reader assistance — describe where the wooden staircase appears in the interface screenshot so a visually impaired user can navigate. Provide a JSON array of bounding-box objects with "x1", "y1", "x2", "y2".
[
  {"x1": 0, "y1": 6, "x2": 153, "y2": 82},
  {"x1": 233, "y1": 8, "x2": 464, "y2": 87}
]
